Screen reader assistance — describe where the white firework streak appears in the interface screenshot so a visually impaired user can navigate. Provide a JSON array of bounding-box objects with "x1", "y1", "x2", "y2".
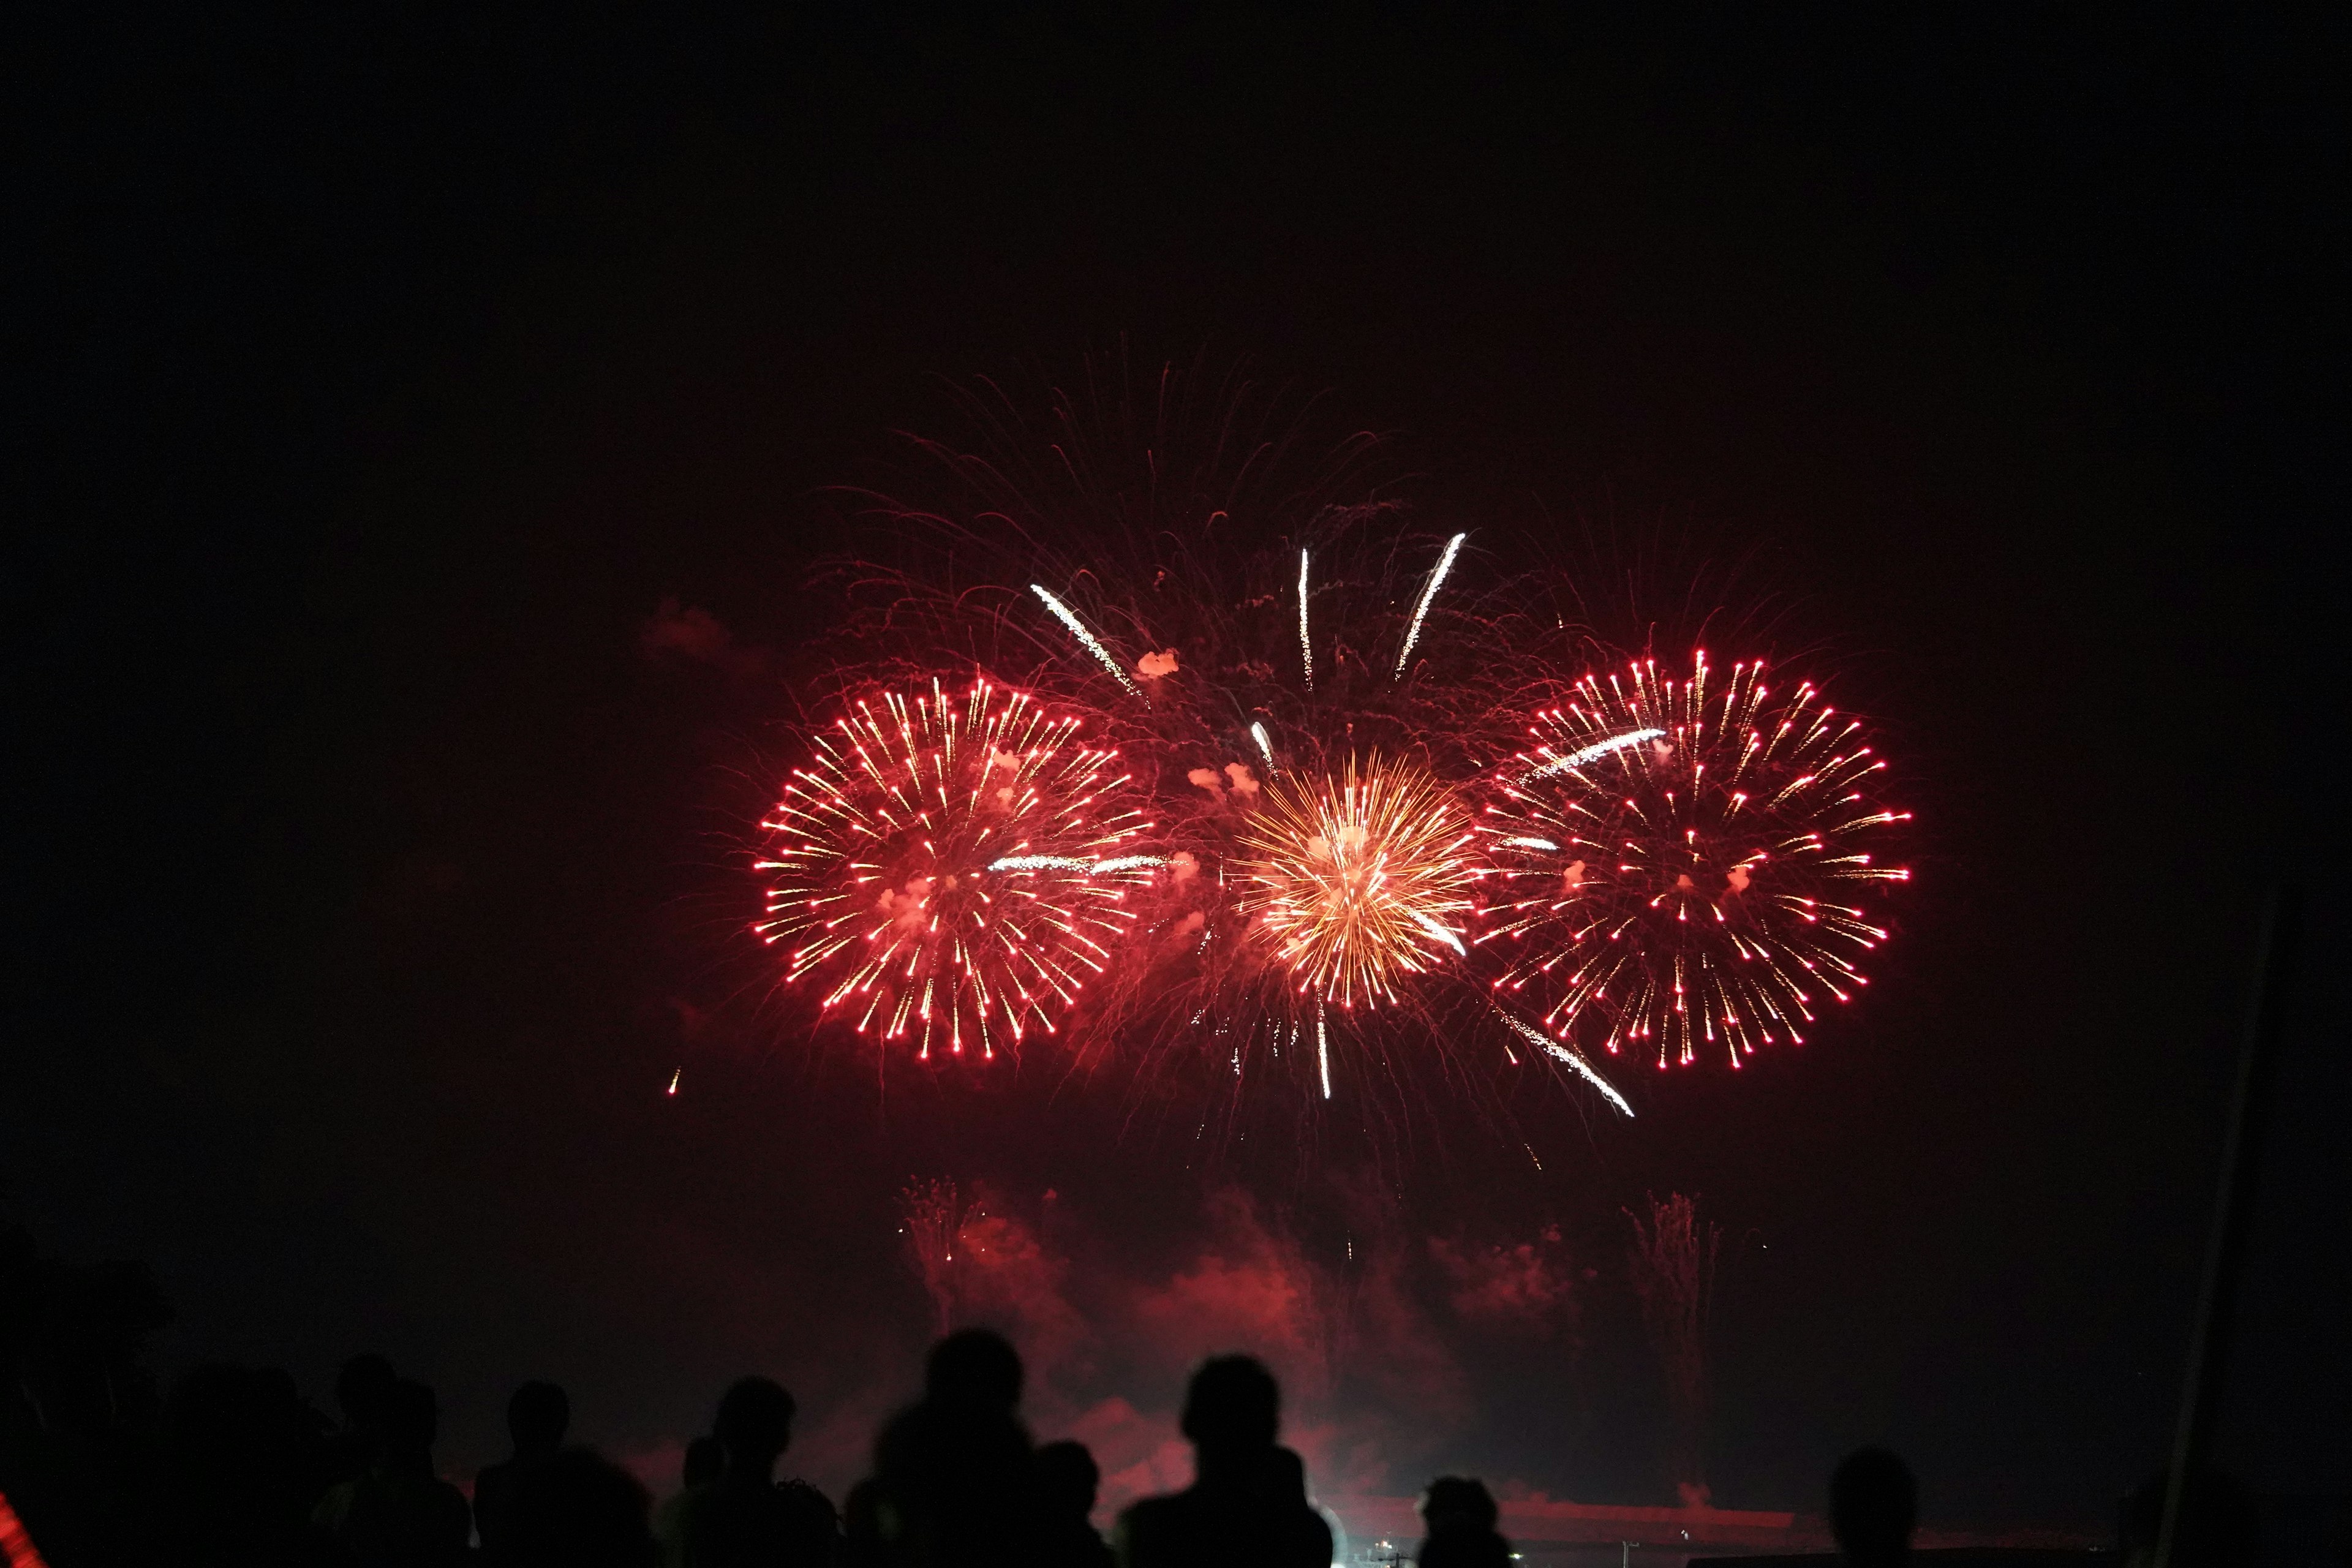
[
  {"x1": 1031, "y1": 584, "x2": 1144, "y2": 699},
  {"x1": 1496, "y1": 835, "x2": 1559, "y2": 850},
  {"x1": 1297, "y1": 550, "x2": 1314, "y2": 690},
  {"x1": 1411, "y1": 910, "x2": 1467, "y2": 956},
  {"x1": 1317, "y1": 998, "x2": 1332, "y2": 1099},
  {"x1": 1520, "y1": 726, "x2": 1667, "y2": 782},
  {"x1": 1394, "y1": 531, "x2": 1468, "y2": 676},
  {"x1": 1496, "y1": 1008, "x2": 1634, "y2": 1118},
  {"x1": 987, "y1": 853, "x2": 1167, "y2": 873},
  {"x1": 1251, "y1": 721, "x2": 1276, "y2": 772}
]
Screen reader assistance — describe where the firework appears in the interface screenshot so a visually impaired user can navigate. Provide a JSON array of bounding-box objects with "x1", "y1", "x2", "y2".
[
  {"x1": 752, "y1": 364, "x2": 1913, "y2": 1123},
  {"x1": 1234, "y1": 756, "x2": 1479, "y2": 1011},
  {"x1": 755, "y1": 677, "x2": 1153, "y2": 1060},
  {"x1": 1477, "y1": 652, "x2": 1911, "y2": 1069}
]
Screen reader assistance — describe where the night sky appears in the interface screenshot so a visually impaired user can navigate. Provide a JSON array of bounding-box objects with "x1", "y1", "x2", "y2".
[{"x1": 9, "y1": 8, "x2": 2346, "y2": 1542}]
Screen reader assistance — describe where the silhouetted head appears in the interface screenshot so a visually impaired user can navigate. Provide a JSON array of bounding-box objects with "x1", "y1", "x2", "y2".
[
  {"x1": 1180, "y1": 1355, "x2": 1280, "y2": 1459},
  {"x1": 1422, "y1": 1476, "x2": 1499, "y2": 1534},
  {"x1": 713, "y1": 1377, "x2": 796, "y2": 1476},
  {"x1": 335, "y1": 1354, "x2": 396, "y2": 1428},
  {"x1": 924, "y1": 1329, "x2": 1023, "y2": 1414},
  {"x1": 2119, "y1": 1469, "x2": 2256, "y2": 1567},
  {"x1": 682, "y1": 1434, "x2": 725, "y2": 1490},
  {"x1": 1831, "y1": 1447, "x2": 1917, "y2": 1566},
  {"x1": 378, "y1": 1379, "x2": 439, "y2": 1472},
  {"x1": 1034, "y1": 1440, "x2": 1099, "y2": 1520},
  {"x1": 507, "y1": 1380, "x2": 570, "y2": 1455}
]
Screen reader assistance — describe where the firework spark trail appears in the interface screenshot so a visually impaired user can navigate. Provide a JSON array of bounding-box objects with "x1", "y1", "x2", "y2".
[
  {"x1": 1520, "y1": 726, "x2": 1667, "y2": 782},
  {"x1": 756, "y1": 678, "x2": 1153, "y2": 1060},
  {"x1": 1296, "y1": 549, "x2": 1314, "y2": 692},
  {"x1": 1478, "y1": 653, "x2": 1910, "y2": 1071},
  {"x1": 1251, "y1": 721, "x2": 1277, "y2": 773},
  {"x1": 1495, "y1": 1007, "x2": 1634, "y2": 1117},
  {"x1": 1317, "y1": 1000, "x2": 1331, "y2": 1099},
  {"x1": 1395, "y1": 531, "x2": 1468, "y2": 676},
  {"x1": 986, "y1": 853, "x2": 1170, "y2": 873},
  {"x1": 1031, "y1": 584, "x2": 1143, "y2": 699},
  {"x1": 1235, "y1": 756, "x2": 1479, "y2": 1010}
]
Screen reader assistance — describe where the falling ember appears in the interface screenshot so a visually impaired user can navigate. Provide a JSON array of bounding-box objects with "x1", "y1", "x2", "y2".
[
  {"x1": 755, "y1": 677, "x2": 1153, "y2": 1061},
  {"x1": 1317, "y1": 1000, "x2": 1332, "y2": 1099},
  {"x1": 1031, "y1": 584, "x2": 1143, "y2": 700},
  {"x1": 1519, "y1": 726, "x2": 1667, "y2": 782},
  {"x1": 1234, "y1": 755, "x2": 1479, "y2": 1010},
  {"x1": 1395, "y1": 531, "x2": 1468, "y2": 676},
  {"x1": 1477, "y1": 653, "x2": 1911, "y2": 1070},
  {"x1": 1295, "y1": 549, "x2": 1314, "y2": 691},
  {"x1": 666, "y1": 1068, "x2": 681, "y2": 1096},
  {"x1": 1494, "y1": 1007, "x2": 1634, "y2": 1117}
]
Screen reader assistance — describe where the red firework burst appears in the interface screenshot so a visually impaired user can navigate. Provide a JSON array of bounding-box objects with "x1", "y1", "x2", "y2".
[
  {"x1": 755, "y1": 678, "x2": 1155, "y2": 1060},
  {"x1": 1475, "y1": 652, "x2": 1911, "y2": 1069}
]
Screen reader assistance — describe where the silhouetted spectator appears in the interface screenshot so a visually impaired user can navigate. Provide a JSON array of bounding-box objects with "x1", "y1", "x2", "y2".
[
  {"x1": 2119, "y1": 1469, "x2": 2258, "y2": 1568},
  {"x1": 502, "y1": 1447, "x2": 658, "y2": 1568},
  {"x1": 872, "y1": 1329, "x2": 1036, "y2": 1568},
  {"x1": 652, "y1": 1437, "x2": 726, "y2": 1558},
  {"x1": 1830, "y1": 1447, "x2": 1916, "y2": 1568},
  {"x1": 1032, "y1": 1441, "x2": 1112, "y2": 1568},
  {"x1": 661, "y1": 1377, "x2": 835, "y2": 1568},
  {"x1": 161, "y1": 1364, "x2": 317, "y2": 1565},
  {"x1": 475, "y1": 1381, "x2": 570, "y2": 1559},
  {"x1": 320, "y1": 1354, "x2": 399, "y2": 1493},
  {"x1": 1115, "y1": 1355, "x2": 1332, "y2": 1568},
  {"x1": 837, "y1": 1477, "x2": 888, "y2": 1568},
  {"x1": 311, "y1": 1378, "x2": 470, "y2": 1566},
  {"x1": 1415, "y1": 1476, "x2": 1509, "y2": 1568},
  {"x1": 682, "y1": 1436, "x2": 725, "y2": 1490}
]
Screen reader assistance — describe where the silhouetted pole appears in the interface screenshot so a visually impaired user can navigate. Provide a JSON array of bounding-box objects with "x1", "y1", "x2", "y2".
[{"x1": 2153, "y1": 884, "x2": 2301, "y2": 1568}]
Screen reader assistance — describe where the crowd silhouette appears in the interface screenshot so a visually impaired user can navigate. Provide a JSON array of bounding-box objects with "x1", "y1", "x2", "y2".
[{"x1": 0, "y1": 1292, "x2": 2263, "y2": 1566}]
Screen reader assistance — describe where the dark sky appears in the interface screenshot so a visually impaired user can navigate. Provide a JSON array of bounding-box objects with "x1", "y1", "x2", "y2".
[{"x1": 9, "y1": 6, "x2": 2346, "y2": 1540}]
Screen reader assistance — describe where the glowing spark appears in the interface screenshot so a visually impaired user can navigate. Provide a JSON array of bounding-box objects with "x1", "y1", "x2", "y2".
[
  {"x1": 1031, "y1": 584, "x2": 1142, "y2": 699},
  {"x1": 1317, "y1": 1000, "x2": 1331, "y2": 1099},
  {"x1": 1251, "y1": 721, "x2": 1276, "y2": 772},
  {"x1": 1234, "y1": 756, "x2": 1478, "y2": 1008},
  {"x1": 1497, "y1": 835, "x2": 1559, "y2": 850},
  {"x1": 1521, "y1": 727, "x2": 1667, "y2": 782},
  {"x1": 1395, "y1": 530, "x2": 1468, "y2": 676},
  {"x1": 1296, "y1": 549, "x2": 1314, "y2": 691},
  {"x1": 666, "y1": 1068, "x2": 680, "y2": 1095},
  {"x1": 1497, "y1": 1009, "x2": 1634, "y2": 1117}
]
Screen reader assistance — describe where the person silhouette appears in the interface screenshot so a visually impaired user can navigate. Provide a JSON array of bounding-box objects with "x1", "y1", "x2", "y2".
[
  {"x1": 320, "y1": 1354, "x2": 398, "y2": 1494},
  {"x1": 653, "y1": 1436, "x2": 725, "y2": 1558},
  {"x1": 1415, "y1": 1476, "x2": 1510, "y2": 1568},
  {"x1": 1830, "y1": 1447, "x2": 1917, "y2": 1568},
  {"x1": 475, "y1": 1381, "x2": 569, "y2": 1559},
  {"x1": 664, "y1": 1377, "x2": 835, "y2": 1568},
  {"x1": 872, "y1": 1329, "x2": 1035, "y2": 1568},
  {"x1": 1115, "y1": 1356, "x2": 1331, "y2": 1568},
  {"x1": 1031, "y1": 1441, "x2": 1112, "y2": 1568},
  {"x1": 503, "y1": 1447, "x2": 658, "y2": 1568},
  {"x1": 310, "y1": 1378, "x2": 470, "y2": 1566}
]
